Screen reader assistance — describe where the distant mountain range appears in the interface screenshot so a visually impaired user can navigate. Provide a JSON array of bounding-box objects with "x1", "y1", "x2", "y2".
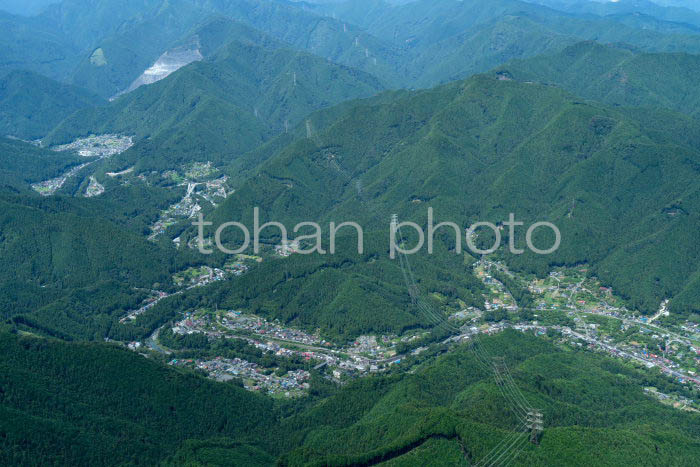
[
  {"x1": 5, "y1": 0, "x2": 700, "y2": 98},
  {"x1": 187, "y1": 73, "x2": 699, "y2": 335},
  {"x1": 0, "y1": 0, "x2": 696, "y2": 341},
  {"x1": 497, "y1": 41, "x2": 700, "y2": 118},
  {"x1": 1, "y1": 1, "x2": 700, "y2": 465},
  {"x1": 46, "y1": 21, "x2": 385, "y2": 172}
]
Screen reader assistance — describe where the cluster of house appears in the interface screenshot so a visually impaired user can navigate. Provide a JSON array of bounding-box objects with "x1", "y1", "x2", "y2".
[
  {"x1": 53, "y1": 134, "x2": 134, "y2": 158},
  {"x1": 484, "y1": 299, "x2": 518, "y2": 312},
  {"x1": 169, "y1": 356, "x2": 311, "y2": 396},
  {"x1": 274, "y1": 240, "x2": 300, "y2": 257},
  {"x1": 246, "y1": 338, "x2": 340, "y2": 367},
  {"x1": 225, "y1": 261, "x2": 249, "y2": 276},
  {"x1": 220, "y1": 312, "x2": 322, "y2": 346},
  {"x1": 332, "y1": 357, "x2": 381, "y2": 379},
  {"x1": 201, "y1": 176, "x2": 229, "y2": 205},
  {"x1": 173, "y1": 312, "x2": 209, "y2": 335},
  {"x1": 350, "y1": 335, "x2": 381, "y2": 355}
]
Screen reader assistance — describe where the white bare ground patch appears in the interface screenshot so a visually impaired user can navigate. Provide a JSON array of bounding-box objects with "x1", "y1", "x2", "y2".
[
  {"x1": 107, "y1": 166, "x2": 135, "y2": 178},
  {"x1": 114, "y1": 44, "x2": 203, "y2": 99},
  {"x1": 84, "y1": 176, "x2": 105, "y2": 197}
]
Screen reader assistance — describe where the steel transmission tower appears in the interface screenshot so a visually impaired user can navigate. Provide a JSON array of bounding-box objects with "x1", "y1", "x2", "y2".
[{"x1": 526, "y1": 410, "x2": 543, "y2": 445}]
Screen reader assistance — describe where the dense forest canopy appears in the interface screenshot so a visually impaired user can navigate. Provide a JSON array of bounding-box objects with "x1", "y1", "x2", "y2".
[{"x1": 0, "y1": 0, "x2": 699, "y2": 465}]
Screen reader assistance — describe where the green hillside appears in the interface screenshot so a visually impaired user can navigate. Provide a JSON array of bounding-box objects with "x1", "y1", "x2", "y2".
[
  {"x1": 0, "y1": 191, "x2": 187, "y2": 339},
  {"x1": 123, "y1": 230, "x2": 485, "y2": 342},
  {"x1": 200, "y1": 0, "x2": 402, "y2": 84},
  {"x1": 0, "y1": 70, "x2": 104, "y2": 139},
  {"x1": 8, "y1": 58, "x2": 699, "y2": 341},
  {"x1": 497, "y1": 41, "x2": 700, "y2": 119},
  {"x1": 0, "y1": 193, "x2": 174, "y2": 289},
  {"x1": 0, "y1": 10, "x2": 80, "y2": 81},
  {"x1": 47, "y1": 38, "x2": 385, "y2": 172},
  {"x1": 1, "y1": 3, "x2": 700, "y2": 465},
  {"x1": 276, "y1": 331, "x2": 700, "y2": 466},
  {"x1": 66, "y1": 0, "x2": 232, "y2": 98},
  {"x1": 313, "y1": 0, "x2": 700, "y2": 87},
  {"x1": 2, "y1": 328, "x2": 698, "y2": 466},
  {"x1": 0, "y1": 137, "x2": 84, "y2": 191},
  {"x1": 196, "y1": 74, "x2": 699, "y2": 322},
  {"x1": 0, "y1": 330, "x2": 276, "y2": 466}
]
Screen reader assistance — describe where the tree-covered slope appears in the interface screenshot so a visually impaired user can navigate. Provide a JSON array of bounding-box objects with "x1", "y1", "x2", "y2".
[
  {"x1": 161, "y1": 330, "x2": 699, "y2": 466},
  {"x1": 496, "y1": 41, "x2": 700, "y2": 119},
  {"x1": 0, "y1": 137, "x2": 83, "y2": 191},
  {"x1": 2, "y1": 328, "x2": 698, "y2": 466},
  {"x1": 282, "y1": 332, "x2": 700, "y2": 466},
  {"x1": 0, "y1": 70, "x2": 104, "y2": 139},
  {"x1": 0, "y1": 330, "x2": 276, "y2": 466},
  {"x1": 126, "y1": 230, "x2": 486, "y2": 342},
  {"x1": 197, "y1": 0, "x2": 402, "y2": 85},
  {"x1": 0, "y1": 188, "x2": 198, "y2": 340},
  {"x1": 314, "y1": 0, "x2": 700, "y2": 87},
  {"x1": 47, "y1": 38, "x2": 385, "y2": 172},
  {"x1": 0, "y1": 192, "x2": 175, "y2": 302},
  {"x1": 0, "y1": 10, "x2": 80, "y2": 82},
  {"x1": 198, "y1": 74, "x2": 699, "y2": 319},
  {"x1": 0, "y1": 1, "x2": 203, "y2": 87},
  {"x1": 68, "y1": 0, "x2": 211, "y2": 98}
]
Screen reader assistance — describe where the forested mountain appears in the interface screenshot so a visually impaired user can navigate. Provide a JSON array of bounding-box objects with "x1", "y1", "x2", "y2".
[
  {"x1": 0, "y1": 193, "x2": 173, "y2": 289},
  {"x1": 193, "y1": 74, "x2": 700, "y2": 321},
  {"x1": 496, "y1": 41, "x2": 700, "y2": 119},
  {"x1": 1, "y1": 1, "x2": 700, "y2": 465},
  {"x1": 47, "y1": 35, "x2": 385, "y2": 172},
  {"x1": 311, "y1": 0, "x2": 700, "y2": 87},
  {"x1": 0, "y1": 330, "x2": 276, "y2": 465},
  {"x1": 124, "y1": 229, "x2": 487, "y2": 341},
  {"x1": 1, "y1": 1, "x2": 202, "y2": 88},
  {"x1": 276, "y1": 331, "x2": 700, "y2": 466},
  {"x1": 44, "y1": 61, "x2": 698, "y2": 341},
  {"x1": 0, "y1": 70, "x2": 104, "y2": 140},
  {"x1": 0, "y1": 10, "x2": 80, "y2": 82},
  {"x1": 7, "y1": 0, "x2": 700, "y2": 98},
  {"x1": 0, "y1": 190, "x2": 187, "y2": 339},
  {"x1": 0, "y1": 0, "x2": 397, "y2": 97},
  {"x1": 2, "y1": 329, "x2": 698, "y2": 465},
  {"x1": 66, "y1": 0, "x2": 214, "y2": 99},
  {"x1": 0, "y1": 137, "x2": 83, "y2": 190}
]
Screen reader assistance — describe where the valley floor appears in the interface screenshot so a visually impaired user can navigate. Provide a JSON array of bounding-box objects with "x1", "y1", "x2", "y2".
[{"x1": 119, "y1": 254, "x2": 700, "y2": 408}]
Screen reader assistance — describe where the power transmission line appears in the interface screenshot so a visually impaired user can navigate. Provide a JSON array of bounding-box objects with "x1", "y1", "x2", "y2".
[{"x1": 307, "y1": 127, "x2": 541, "y2": 466}]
